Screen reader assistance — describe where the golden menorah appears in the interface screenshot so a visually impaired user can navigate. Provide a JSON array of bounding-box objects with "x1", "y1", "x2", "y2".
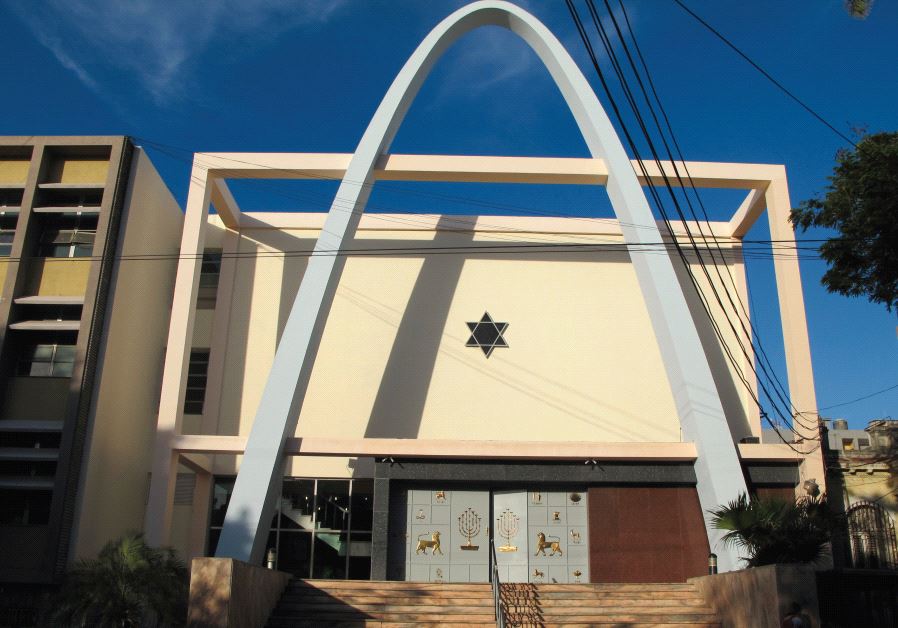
[
  {"x1": 496, "y1": 508, "x2": 519, "y2": 552},
  {"x1": 458, "y1": 507, "x2": 481, "y2": 550}
]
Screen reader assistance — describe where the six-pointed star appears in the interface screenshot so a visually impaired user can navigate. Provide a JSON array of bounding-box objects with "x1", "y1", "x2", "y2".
[{"x1": 466, "y1": 312, "x2": 509, "y2": 358}]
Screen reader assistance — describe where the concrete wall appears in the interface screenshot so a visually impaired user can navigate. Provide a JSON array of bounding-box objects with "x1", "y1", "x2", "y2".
[
  {"x1": 71, "y1": 148, "x2": 182, "y2": 559},
  {"x1": 46, "y1": 157, "x2": 109, "y2": 185},
  {"x1": 690, "y1": 563, "x2": 820, "y2": 628},
  {"x1": 0, "y1": 158, "x2": 30, "y2": 183},
  {"x1": 1, "y1": 377, "x2": 70, "y2": 420},
  {"x1": 187, "y1": 557, "x2": 290, "y2": 628},
  {"x1": 201, "y1": 216, "x2": 752, "y2": 477},
  {"x1": 24, "y1": 259, "x2": 92, "y2": 296}
]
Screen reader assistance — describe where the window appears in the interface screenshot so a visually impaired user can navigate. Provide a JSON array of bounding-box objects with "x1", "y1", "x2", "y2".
[
  {"x1": 858, "y1": 438, "x2": 871, "y2": 450},
  {"x1": 198, "y1": 250, "x2": 222, "y2": 308},
  {"x1": 17, "y1": 344, "x2": 76, "y2": 377},
  {"x1": 184, "y1": 349, "x2": 210, "y2": 414},
  {"x1": 39, "y1": 228, "x2": 95, "y2": 258},
  {"x1": 0, "y1": 490, "x2": 52, "y2": 525},
  {"x1": 0, "y1": 216, "x2": 15, "y2": 255},
  {"x1": 208, "y1": 477, "x2": 373, "y2": 579},
  {"x1": 0, "y1": 229, "x2": 13, "y2": 256}
]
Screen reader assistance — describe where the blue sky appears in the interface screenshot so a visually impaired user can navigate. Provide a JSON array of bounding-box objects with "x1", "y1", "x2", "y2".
[{"x1": 2, "y1": 0, "x2": 895, "y2": 428}]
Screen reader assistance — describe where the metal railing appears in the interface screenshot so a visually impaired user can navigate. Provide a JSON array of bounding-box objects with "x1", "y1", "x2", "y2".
[{"x1": 489, "y1": 538, "x2": 506, "y2": 628}]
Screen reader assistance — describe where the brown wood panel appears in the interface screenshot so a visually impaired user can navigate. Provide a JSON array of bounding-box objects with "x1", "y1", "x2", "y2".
[
  {"x1": 588, "y1": 486, "x2": 709, "y2": 582},
  {"x1": 754, "y1": 486, "x2": 797, "y2": 502}
]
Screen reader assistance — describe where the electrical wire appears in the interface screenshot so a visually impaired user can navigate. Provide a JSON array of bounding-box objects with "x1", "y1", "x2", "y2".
[
  {"x1": 610, "y1": 0, "x2": 818, "y2": 433},
  {"x1": 671, "y1": 0, "x2": 857, "y2": 148},
  {"x1": 820, "y1": 384, "x2": 898, "y2": 411},
  {"x1": 567, "y1": 0, "x2": 817, "y2": 450},
  {"x1": 591, "y1": 0, "x2": 820, "y2": 437}
]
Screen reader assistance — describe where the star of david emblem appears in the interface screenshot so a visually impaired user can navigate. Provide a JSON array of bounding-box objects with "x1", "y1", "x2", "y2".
[{"x1": 466, "y1": 312, "x2": 509, "y2": 358}]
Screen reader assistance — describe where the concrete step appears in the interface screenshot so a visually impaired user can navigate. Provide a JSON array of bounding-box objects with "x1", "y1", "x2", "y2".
[
  {"x1": 281, "y1": 594, "x2": 494, "y2": 606},
  {"x1": 267, "y1": 579, "x2": 721, "y2": 628},
  {"x1": 268, "y1": 622, "x2": 495, "y2": 628}
]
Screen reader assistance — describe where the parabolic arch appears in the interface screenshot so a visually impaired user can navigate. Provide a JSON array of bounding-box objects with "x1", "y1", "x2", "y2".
[{"x1": 215, "y1": 0, "x2": 749, "y2": 572}]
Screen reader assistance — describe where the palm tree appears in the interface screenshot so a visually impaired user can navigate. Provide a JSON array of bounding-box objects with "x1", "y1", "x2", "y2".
[
  {"x1": 44, "y1": 532, "x2": 188, "y2": 627},
  {"x1": 708, "y1": 493, "x2": 834, "y2": 567}
]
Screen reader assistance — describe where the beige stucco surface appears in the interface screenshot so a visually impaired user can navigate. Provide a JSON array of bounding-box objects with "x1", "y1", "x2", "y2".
[
  {"x1": 0, "y1": 158, "x2": 30, "y2": 183},
  {"x1": 72, "y1": 149, "x2": 183, "y2": 559},
  {"x1": 201, "y1": 217, "x2": 756, "y2": 477},
  {"x1": 47, "y1": 157, "x2": 109, "y2": 184},
  {"x1": 143, "y1": 154, "x2": 822, "y2": 552},
  {"x1": 25, "y1": 258, "x2": 92, "y2": 296},
  {"x1": 841, "y1": 468, "x2": 898, "y2": 525}
]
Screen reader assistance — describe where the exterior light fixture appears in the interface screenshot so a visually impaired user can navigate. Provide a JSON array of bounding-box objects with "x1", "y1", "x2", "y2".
[
  {"x1": 708, "y1": 553, "x2": 718, "y2": 575},
  {"x1": 266, "y1": 547, "x2": 277, "y2": 570}
]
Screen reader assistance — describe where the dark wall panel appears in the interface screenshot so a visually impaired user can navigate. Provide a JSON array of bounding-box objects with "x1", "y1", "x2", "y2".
[
  {"x1": 754, "y1": 486, "x2": 797, "y2": 502},
  {"x1": 588, "y1": 486, "x2": 708, "y2": 582}
]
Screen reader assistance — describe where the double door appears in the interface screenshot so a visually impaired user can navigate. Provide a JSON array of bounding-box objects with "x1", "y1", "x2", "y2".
[{"x1": 393, "y1": 488, "x2": 589, "y2": 583}]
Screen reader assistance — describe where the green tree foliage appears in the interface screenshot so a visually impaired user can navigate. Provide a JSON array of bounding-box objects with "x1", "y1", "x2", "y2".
[
  {"x1": 845, "y1": 0, "x2": 874, "y2": 19},
  {"x1": 708, "y1": 494, "x2": 834, "y2": 567},
  {"x1": 791, "y1": 132, "x2": 898, "y2": 311},
  {"x1": 44, "y1": 533, "x2": 188, "y2": 627}
]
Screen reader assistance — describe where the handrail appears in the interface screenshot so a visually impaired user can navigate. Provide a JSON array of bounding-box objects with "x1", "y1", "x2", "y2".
[{"x1": 489, "y1": 538, "x2": 506, "y2": 628}]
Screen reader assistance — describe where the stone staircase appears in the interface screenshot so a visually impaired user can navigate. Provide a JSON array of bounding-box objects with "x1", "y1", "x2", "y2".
[
  {"x1": 265, "y1": 579, "x2": 721, "y2": 627},
  {"x1": 502, "y1": 582, "x2": 721, "y2": 627},
  {"x1": 266, "y1": 580, "x2": 495, "y2": 627}
]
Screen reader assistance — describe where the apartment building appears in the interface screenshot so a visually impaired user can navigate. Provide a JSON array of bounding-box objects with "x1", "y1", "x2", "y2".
[
  {"x1": 0, "y1": 136, "x2": 182, "y2": 589},
  {"x1": 825, "y1": 419, "x2": 898, "y2": 570}
]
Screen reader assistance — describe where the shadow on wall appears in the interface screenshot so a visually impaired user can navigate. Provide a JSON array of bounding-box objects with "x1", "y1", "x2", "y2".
[
  {"x1": 210, "y1": 231, "x2": 257, "y2": 438},
  {"x1": 364, "y1": 216, "x2": 474, "y2": 439}
]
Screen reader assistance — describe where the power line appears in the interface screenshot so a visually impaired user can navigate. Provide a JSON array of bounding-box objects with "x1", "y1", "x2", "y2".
[
  {"x1": 567, "y1": 0, "x2": 817, "y2": 449},
  {"x1": 613, "y1": 0, "x2": 817, "y2": 433},
  {"x1": 821, "y1": 383, "x2": 898, "y2": 411},
  {"x1": 0, "y1": 238, "x2": 830, "y2": 265},
  {"x1": 592, "y1": 0, "x2": 819, "y2": 436},
  {"x1": 671, "y1": 0, "x2": 857, "y2": 148}
]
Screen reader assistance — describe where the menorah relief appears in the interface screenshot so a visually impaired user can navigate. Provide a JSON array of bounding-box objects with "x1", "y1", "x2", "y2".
[
  {"x1": 496, "y1": 508, "x2": 519, "y2": 552},
  {"x1": 458, "y1": 507, "x2": 481, "y2": 551}
]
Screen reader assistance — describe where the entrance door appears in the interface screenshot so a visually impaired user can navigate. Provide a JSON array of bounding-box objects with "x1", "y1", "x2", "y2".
[
  {"x1": 493, "y1": 489, "x2": 529, "y2": 582},
  {"x1": 402, "y1": 489, "x2": 490, "y2": 582},
  {"x1": 394, "y1": 488, "x2": 589, "y2": 583}
]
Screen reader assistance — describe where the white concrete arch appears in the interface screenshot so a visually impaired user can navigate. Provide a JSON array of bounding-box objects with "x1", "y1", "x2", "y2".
[{"x1": 216, "y1": 0, "x2": 748, "y2": 570}]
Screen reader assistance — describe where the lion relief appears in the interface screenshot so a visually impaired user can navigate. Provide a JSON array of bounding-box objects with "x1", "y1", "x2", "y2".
[
  {"x1": 415, "y1": 531, "x2": 443, "y2": 555},
  {"x1": 534, "y1": 532, "x2": 563, "y2": 556}
]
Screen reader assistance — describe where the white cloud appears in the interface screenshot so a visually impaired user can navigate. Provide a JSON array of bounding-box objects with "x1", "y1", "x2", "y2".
[
  {"x1": 436, "y1": 25, "x2": 538, "y2": 100},
  {"x1": 9, "y1": 0, "x2": 348, "y2": 103}
]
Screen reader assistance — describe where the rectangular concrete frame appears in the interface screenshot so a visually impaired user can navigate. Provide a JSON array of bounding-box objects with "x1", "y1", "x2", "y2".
[{"x1": 144, "y1": 153, "x2": 823, "y2": 558}]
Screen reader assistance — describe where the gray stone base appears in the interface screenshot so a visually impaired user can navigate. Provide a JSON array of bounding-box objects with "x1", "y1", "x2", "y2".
[
  {"x1": 689, "y1": 563, "x2": 820, "y2": 628},
  {"x1": 187, "y1": 557, "x2": 291, "y2": 628}
]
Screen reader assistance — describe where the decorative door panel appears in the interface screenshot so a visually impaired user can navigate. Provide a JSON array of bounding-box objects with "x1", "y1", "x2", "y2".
[
  {"x1": 493, "y1": 490, "x2": 529, "y2": 583},
  {"x1": 392, "y1": 487, "x2": 588, "y2": 584},
  {"x1": 526, "y1": 489, "x2": 589, "y2": 583},
  {"x1": 403, "y1": 489, "x2": 489, "y2": 583}
]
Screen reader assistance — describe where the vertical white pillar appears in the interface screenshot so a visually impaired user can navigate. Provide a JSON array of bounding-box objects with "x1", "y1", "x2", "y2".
[{"x1": 144, "y1": 162, "x2": 211, "y2": 546}]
